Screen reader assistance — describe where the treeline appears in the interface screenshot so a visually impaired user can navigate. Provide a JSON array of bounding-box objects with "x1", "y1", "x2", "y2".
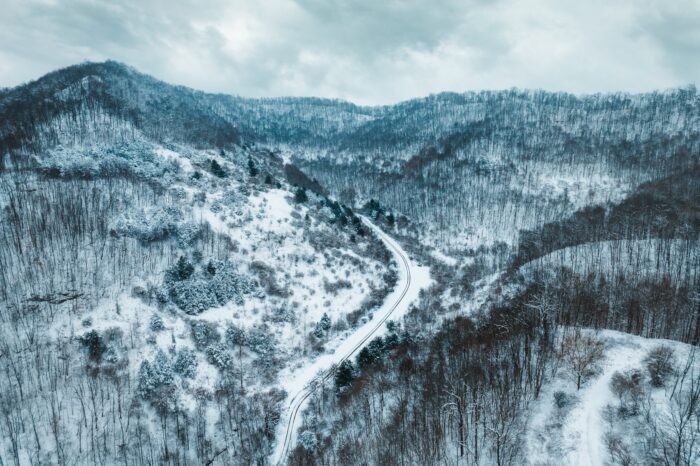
[
  {"x1": 523, "y1": 262, "x2": 700, "y2": 345},
  {"x1": 515, "y1": 165, "x2": 700, "y2": 266}
]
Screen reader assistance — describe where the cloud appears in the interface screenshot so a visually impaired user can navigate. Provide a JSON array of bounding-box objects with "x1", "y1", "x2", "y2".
[{"x1": 0, "y1": 0, "x2": 697, "y2": 104}]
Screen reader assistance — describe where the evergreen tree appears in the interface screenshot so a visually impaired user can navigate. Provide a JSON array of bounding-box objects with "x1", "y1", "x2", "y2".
[
  {"x1": 173, "y1": 348, "x2": 198, "y2": 379},
  {"x1": 149, "y1": 314, "x2": 165, "y2": 332},
  {"x1": 138, "y1": 351, "x2": 176, "y2": 413},
  {"x1": 356, "y1": 347, "x2": 374, "y2": 370},
  {"x1": 210, "y1": 159, "x2": 227, "y2": 178},
  {"x1": 248, "y1": 157, "x2": 258, "y2": 177},
  {"x1": 319, "y1": 313, "x2": 331, "y2": 331},
  {"x1": 226, "y1": 323, "x2": 247, "y2": 347},
  {"x1": 387, "y1": 212, "x2": 395, "y2": 227},
  {"x1": 176, "y1": 255, "x2": 194, "y2": 280},
  {"x1": 313, "y1": 313, "x2": 332, "y2": 338},
  {"x1": 335, "y1": 360, "x2": 355, "y2": 391},
  {"x1": 294, "y1": 187, "x2": 308, "y2": 203},
  {"x1": 206, "y1": 260, "x2": 217, "y2": 276},
  {"x1": 79, "y1": 330, "x2": 106, "y2": 363}
]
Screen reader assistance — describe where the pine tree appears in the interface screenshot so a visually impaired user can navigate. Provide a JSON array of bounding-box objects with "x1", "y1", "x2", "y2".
[
  {"x1": 248, "y1": 157, "x2": 258, "y2": 177},
  {"x1": 387, "y1": 212, "x2": 395, "y2": 227},
  {"x1": 320, "y1": 313, "x2": 331, "y2": 331},
  {"x1": 149, "y1": 314, "x2": 165, "y2": 332},
  {"x1": 335, "y1": 360, "x2": 355, "y2": 391},
  {"x1": 176, "y1": 256, "x2": 194, "y2": 280},
  {"x1": 210, "y1": 159, "x2": 227, "y2": 178},
  {"x1": 294, "y1": 187, "x2": 308, "y2": 203},
  {"x1": 206, "y1": 260, "x2": 217, "y2": 276},
  {"x1": 356, "y1": 347, "x2": 374, "y2": 370},
  {"x1": 80, "y1": 330, "x2": 106, "y2": 363},
  {"x1": 173, "y1": 348, "x2": 198, "y2": 378}
]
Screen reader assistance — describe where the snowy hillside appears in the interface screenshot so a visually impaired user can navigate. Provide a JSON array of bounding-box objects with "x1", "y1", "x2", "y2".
[
  {"x1": 0, "y1": 128, "x2": 400, "y2": 463},
  {"x1": 0, "y1": 62, "x2": 698, "y2": 466},
  {"x1": 527, "y1": 330, "x2": 699, "y2": 466}
]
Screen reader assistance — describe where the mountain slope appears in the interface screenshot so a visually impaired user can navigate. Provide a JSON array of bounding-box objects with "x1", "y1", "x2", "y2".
[
  {"x1": 0, "y1": 63, "x2": 403, "y2": 466},
  {"x1": 1, "y1": 62, "x2": 698, "y2": 466}
]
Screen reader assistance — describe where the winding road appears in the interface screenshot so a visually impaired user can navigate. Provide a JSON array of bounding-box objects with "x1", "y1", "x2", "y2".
[{"x1": 270, "y1": 217, "x2": 427, "y2": 465}]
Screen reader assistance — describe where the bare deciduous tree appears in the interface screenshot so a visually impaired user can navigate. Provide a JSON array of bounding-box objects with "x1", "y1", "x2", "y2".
[{"x1": 560, "y1": 330, "x2": 605, "y2": 390}]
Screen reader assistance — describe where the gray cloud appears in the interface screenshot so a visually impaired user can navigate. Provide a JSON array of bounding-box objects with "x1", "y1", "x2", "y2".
[{"x1": 0, "y1": 0, "x2": 697, "y2": 104}]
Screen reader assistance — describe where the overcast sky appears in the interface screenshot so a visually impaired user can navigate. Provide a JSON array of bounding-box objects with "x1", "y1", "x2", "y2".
[{"x1": 1, "y1": 0, "x2": 698, "y2": 104}]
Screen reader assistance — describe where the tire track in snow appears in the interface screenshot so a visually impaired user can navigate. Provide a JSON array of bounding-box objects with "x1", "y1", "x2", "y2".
[{"x1": 270, "y1": 216, "x2": 421, "y2": 465}]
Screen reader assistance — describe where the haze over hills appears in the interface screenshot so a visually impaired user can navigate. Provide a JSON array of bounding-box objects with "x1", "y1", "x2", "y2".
[{"x1": 0, "y1": 62, "x2": 698, "y2": 466}]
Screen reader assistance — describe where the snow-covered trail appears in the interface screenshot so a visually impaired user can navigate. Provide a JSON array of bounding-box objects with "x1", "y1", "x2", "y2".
[
  {"x1": 561, "y1": 333, "x2": 668, "y2": 466},
  {"x1": 565, "y1": 346, "x2": 642, "y2": 466},
  {"x1": 270, "y1": 216, "x2": 431, "y2": 465},
  {"x1": 526, "y1": 330, "x2": 696, "y2": 466}
]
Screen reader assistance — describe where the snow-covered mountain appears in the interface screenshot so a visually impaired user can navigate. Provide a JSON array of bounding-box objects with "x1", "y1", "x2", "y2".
[
  {"x1": 0, "y1": 62, "x2": 698, "y2": 466},
  {"x1": 0, "y1": 62, "x2": 402, "y2": 465}
]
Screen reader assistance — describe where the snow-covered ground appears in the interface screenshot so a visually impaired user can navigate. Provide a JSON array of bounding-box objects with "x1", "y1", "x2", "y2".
[
  {"x1": 270, "y1": 217, "x2": 431, "y2": 464},
  {"x1": 526, "y1": 329, "x2": 698, "y2": 466},
  {"x1": 18, "y1": 143, "x2": 401, "y2": 464}
]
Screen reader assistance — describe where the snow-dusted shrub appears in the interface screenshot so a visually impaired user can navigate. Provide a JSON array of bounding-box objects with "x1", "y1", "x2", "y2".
[
  {"x1": 165, "y1": 258, "x2": 251, "y2": 314},
  {"x1": 131, "y1": 285, "x2": 148, "y2": 300},
  {"x1": 210, "y1": 188, "x2": 245, "y2": 213},
  {"x1": 605, "y1": 433, "x2": 635, "y2": 466},
  {"x1": 39, "y1": 143, "x2": 179, "y2": 181},
  {"x1": 103, "y1": 346, "x2": 121, "y2": 364},
  {"x1": 190, "y1": 320, "x2": 220, "y2": 350},
  {"x1": 306, "y1": 331, "x2": 325, "y2": 354},
  {"x1": 102, "y1": 326, "x2": 124, "y2": 344},
  {"x1": 150, "y1": 285, "x2": 169, "y2": 305},
  {"x1": 610, "y1": 369, "x2": 644, "y2": 416},
  {"x1": 209, "y1": 260, "x2": 249, "y2": 305},
  {"x1": 173, "y1": 348, "x2": 198, "y2": 379},
  {"x1": 171, "y1": 187, "x2": 187, "y2": 199},
  {"x1": 169, "y1": 279, "x2": 219, "y2": 314},
  {"x1": 112, "y1": 206, "x2": 181, "y2": 243},
  {"x1": 298, "y1": 431, "x2": 318, "y2": 451},
  {"x1": 205, "y1": 343, "x2": 235, "y2": 371},
  {"x1": 225, "y1": 324, "x2": 246, "y2": 347},
  {"x1": 323, "y1": 278, "x2": 352, "y2": 294},
  {"x1": 138, "y1": 350, "x2": 176, "y2": 413},
  {"x1": 267, "y1": 307, "x2": 296, "y2": 324},
  {"x1": 553, "y1": 391, "x2": 574, "y2": 409},
  {"x1": 249, "y1": 261, "x2": 288, "y2": 297},
  {"x1": 175, "y1": 222, "x2": 202, "y2": 247},
  {"x1": 245, "y1": 326, "x2": 277, "y2": 356},
  {"x1": 643, "y1": 345, "x2": 676, "y2": 387},
  {"x1": 150, "y1": 314, "x2": 165, "y2": 332}
]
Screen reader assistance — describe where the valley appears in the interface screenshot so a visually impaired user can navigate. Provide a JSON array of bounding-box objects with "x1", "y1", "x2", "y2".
[{"x1": 0, "y1": 62, "x2": 697, "y2": 466}]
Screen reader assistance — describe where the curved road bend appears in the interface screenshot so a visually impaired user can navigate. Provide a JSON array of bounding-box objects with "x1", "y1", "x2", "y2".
[{"x1": 271, "y1": 216, "x2": 420, "y2": 465}]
